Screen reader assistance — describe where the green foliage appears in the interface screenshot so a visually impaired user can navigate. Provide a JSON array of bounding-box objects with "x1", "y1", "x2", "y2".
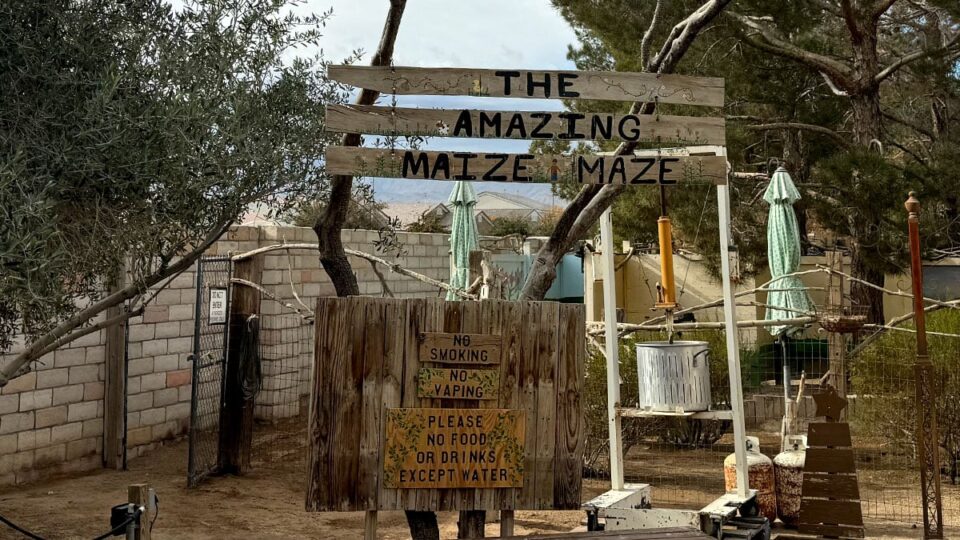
[
  {"x1": 0, "y1": 0, "x2": 344, "y2": 351},
  {"x1": 288, "y1": 197, "x2": 388, "y2": 231},
  {"x1": 406, "y1": 213, "x2": 448, "y2": 234},
  {"x1": 489, "y1": 217, "x2": 533, "y2": 237},
  {"x1": 850, "y1": 310, "x2": 960, "y2": 482}
]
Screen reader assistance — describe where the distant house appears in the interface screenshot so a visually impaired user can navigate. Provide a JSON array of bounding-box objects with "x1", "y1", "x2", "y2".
[{"x1": 384, "y1": 191, "x2": 553, "y2": 234}]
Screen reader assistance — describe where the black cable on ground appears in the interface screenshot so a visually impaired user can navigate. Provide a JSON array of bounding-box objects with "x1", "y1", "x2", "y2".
[{"x1": 0, "y1": 513, "x2": 46, "y2": 540}]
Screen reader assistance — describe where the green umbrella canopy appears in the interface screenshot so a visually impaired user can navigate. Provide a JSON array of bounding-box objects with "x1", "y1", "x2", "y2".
[
  {"x1": 763, "y1": 167, "x2": 814, "y2": 336},
  {"x1": 446, "y1": 181, "x2": 479, "y2": 301}
]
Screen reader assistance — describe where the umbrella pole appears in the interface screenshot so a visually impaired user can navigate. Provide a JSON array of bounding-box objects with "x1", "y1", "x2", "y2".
[{"x1": 656, "y1": 185, "x2": 678, "y2": 342}]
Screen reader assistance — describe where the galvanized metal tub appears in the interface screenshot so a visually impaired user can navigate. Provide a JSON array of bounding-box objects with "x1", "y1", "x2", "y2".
[{"x1": 635, "y1": 341, "x2": 711, "y2": 412}]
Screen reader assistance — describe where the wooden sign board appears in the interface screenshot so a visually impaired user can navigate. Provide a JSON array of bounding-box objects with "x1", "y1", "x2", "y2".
[
  {"x1": 417, "y1": 368, "x2": 499, "y2": 400},
  {"x1": 327, "y1": 66, "x2": 724, "y2": 107},
  {"x1": 419, "y1": 332, "x2": 501, "y2": 364},
  {"x1": 306, "y1": 297, "x2": 585, "y2": 512},
  {"x1": 326, "y1": 104, "x2": 726, "y2": 145},
  {"x1": 383, "y1": 408, "x2": 524, "y2": 488},
  {"x1": 325, "y1": 147, "x2": 727, "y2": 185}
]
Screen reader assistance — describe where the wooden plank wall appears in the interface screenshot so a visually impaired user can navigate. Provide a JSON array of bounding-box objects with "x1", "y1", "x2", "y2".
[{"x1": 306, "y1": 297, "x2": 585, "y2": 512}]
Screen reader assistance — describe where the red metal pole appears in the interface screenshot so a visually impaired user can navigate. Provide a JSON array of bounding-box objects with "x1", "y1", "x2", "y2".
[{"x1": 905, "y1": 192, "x2": 943, "y2": 539}]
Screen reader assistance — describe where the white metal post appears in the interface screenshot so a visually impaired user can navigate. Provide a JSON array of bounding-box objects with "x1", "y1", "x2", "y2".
[
  {"x1": 717, "y1": 172, "x2": 750, "y2": 498},
  {"x1": 600, "y1": 207, "x2": 625, "y2": 490}
]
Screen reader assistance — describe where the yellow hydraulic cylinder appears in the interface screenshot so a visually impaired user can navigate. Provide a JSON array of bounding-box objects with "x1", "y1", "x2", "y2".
[{"x1": 656, "y1": 216, "x2": 677, "y2": 309}]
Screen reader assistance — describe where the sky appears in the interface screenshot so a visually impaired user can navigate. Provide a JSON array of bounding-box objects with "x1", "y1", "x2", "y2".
[{"x1": 312, "y1": 0, "x2": 579, "y2": 205}]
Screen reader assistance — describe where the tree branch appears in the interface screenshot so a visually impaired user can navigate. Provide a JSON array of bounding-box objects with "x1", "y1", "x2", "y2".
[
  {"x1": 739, "y1": 121, "x2": 852, "y2": 146},
  {"x1": 882, "y1": 110, "x2": 935, "y2": 139},
  {"x1": 728, "y1": 11, "x2": 855, "y2": 91},
  {"x1": 314, "y1": 0, "x2": 407, "y2": 297},
  {"x1": 875, "y1": 32, "x2": 960, "y2": 84}
]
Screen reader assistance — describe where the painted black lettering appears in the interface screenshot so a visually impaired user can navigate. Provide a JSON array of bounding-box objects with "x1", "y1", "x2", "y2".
[
  {"x1": 557, "y1": 73, "x2": 579, "y2": 97},
  {"x1": 608, "y1": 157, "x2": 627, "y2": 184},
  {"x1": 591, "y1": 115, "x2": 613, "y2": 140},
  {"x1": 494, "y1": 70, "x2": 520, "y2": 95},
  {"x1": 558, "y1": 112, "x2": 585, "y2": 139},
  {"x1": 529, "y1": 112, "x2": 551, "y2": 139},
  {"x1": 452, "y1": 110, "x2": 473, "y2": 137},
  {"x1": 513, "y1": 154, "x2": 533, "y2": 181},
  {"x1": 452, "y1": 153, "x2": 477, "y2": 180},
  {"x1": 526, "y1": 72, "x2": 551, "y2": 98},
  {"x1": 402, "y1": 152, "x2": 429, "y2": 178},
  {"x1": 430, "y1": 153, "x2": 450, "y2": 179},
  {"x1": 618, "y1": 115, "x2": 640, "y2": 141},
  {"x1": 483, "y1": 154, "x2": 508, "y2": 181},
  {"x1": 577, "y1": 155, "x2": 604, "y2": 183},
  {"x1": 478, "y1": 111, "x2": 502, "y2": 138},
  {"x1": 659, "y1": 157, "x2": 680, "y2": 184},
  {"x1": 629, "y1": 157, "x2": 657, "y2": 184},
  {"x1": 504, "y1": 114, "x2": 527, "y2": 138}
]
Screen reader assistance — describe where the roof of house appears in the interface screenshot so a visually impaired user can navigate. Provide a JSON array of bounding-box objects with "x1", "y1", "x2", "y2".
[
  {"x1": 381, "y1": 202, "x2": 437, "y2": 227},
  {"x1": 475, "y1": 191, "x2": 550, "y2": 211}
]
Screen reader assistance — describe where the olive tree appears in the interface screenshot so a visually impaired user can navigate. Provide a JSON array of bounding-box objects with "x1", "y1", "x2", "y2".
[{"x1": 0, "y1": 0, "x2": 345, "y2": 382}]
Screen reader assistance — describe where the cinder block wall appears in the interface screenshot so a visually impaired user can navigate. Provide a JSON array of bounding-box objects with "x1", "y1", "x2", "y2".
[{"x1": 0, "y1": 225, "x2": 453, "y2": 485}]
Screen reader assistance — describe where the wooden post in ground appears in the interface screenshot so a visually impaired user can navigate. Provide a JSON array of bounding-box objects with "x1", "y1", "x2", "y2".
[
  {"x1": 499, "y1": 510, "x2": 514, "y2": 536},
  {"x1": 825, "y1": 251, "x2": 847, "y2": 401},
  {"x1": 218, "y1": 255, "x2": 262, "y2": 473},
  {"x1": 128, "y1": 483, "x2": 152, "y2": 540},
  {"x1": 364, "y1": 510, "x2": 377, "y2": 540},
  {"x1": 103, "y1": 275, "x2": 126, "y2": 469}
]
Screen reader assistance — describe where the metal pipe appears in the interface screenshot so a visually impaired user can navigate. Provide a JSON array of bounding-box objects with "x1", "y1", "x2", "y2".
[
  {"x1": 906, "y1": 192, "x2": 943, "y2": 539},
  {"x1": 600, "y1": 207, "x2": 625, "y2": 490}
]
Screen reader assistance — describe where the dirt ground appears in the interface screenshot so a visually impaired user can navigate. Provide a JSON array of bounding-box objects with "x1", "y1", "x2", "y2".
[{"x1": 0, "y1": 437, "x2": 953, "y2": 539}]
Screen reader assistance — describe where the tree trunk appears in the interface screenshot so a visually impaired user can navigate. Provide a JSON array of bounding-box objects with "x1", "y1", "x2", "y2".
[
  {"x1": 314, "y1": 0, "x2": 406, "y2": 297},
  {"x1": 405, "y1": 511, "x2": 440, "y2": 540},
  {"x1": 850, "y1": 243, "x2": 885, "y2": 325}
]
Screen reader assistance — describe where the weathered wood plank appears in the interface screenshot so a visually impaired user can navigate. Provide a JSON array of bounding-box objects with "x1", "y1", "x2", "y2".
[
  {"x1": 325, "y1": 147, "x2": 728, "y2": 185},
  {"x1": 517, "y1": 301, "x2": 541, "y2": 508},
  {"x1": 802, "y1": 473, "x2": 860, "y2": 500},
  {"x1": 808, "y1": 422, "x2": 853, "y2": 447},
  {"x1": 477, "y1": 300, "x2": 505, "y2": 510},
  {"x1": 534, "y1": 302, "x2": 559, "y2": 508},
  {"x1": 804, "y1": 447, "x2": 856, "y2": 473},
  {"x1": 419, "y1": 331, "x2": 501, "y2": 365},
  {"x1": 799, "y1": 499, "x2": 864, "y2": 526},
  {"x1": 358, "y1": 300, "x2": 385, "y2": 508},
  {"x1": 554, "y1": 303, "x2": 585, "y2": 509},
  {"x1": 497, "y1": 300, "x2": 523, "y2": 511},
  {"x1": 326, "y1": 104, "x2": 726, "y2": 145},
  {"x1": 401, "y1": 299, "x2": 427, "y2": 511},
  {"x1": 327, "y1": 65, "x2": 725, "y2": 107},
  {"x1": 305, "y1": 297, "x2": 335, "y2": 510},
  {"x1": 378, "y1": 299, "x2": 406, "y2": 510},
  {"x1": 796, "y1": 522, "x2": 865, "y2": 538}
]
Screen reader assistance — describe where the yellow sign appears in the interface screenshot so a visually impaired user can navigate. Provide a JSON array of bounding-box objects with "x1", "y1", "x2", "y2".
[
  {"x1": 417, "y1": 368, "x2": 499, "y2": 400},
  {"x1": 384, "y1": 408, "x2": 524, "y2": 488}
]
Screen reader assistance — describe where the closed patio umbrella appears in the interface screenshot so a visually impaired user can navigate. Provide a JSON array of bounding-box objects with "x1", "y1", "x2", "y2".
[{"x1": 446, "y1": 181, "x2": 479, "y2": 300}]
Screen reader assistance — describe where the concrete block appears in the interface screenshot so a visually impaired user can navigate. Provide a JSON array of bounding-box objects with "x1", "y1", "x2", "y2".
[
  {"x1": 35, "y1": 406, "x2": 67, "y2": 428},
  {"x1": 140, "y1": 407, "x2": 165, "y2": 426},
  {"x1": 82, "y1": 418, "x2": 103, "y2": 438},
  {"x1": 0, "y1": 434, "x2": 16, "y2": 454},
  {"x1": 14, "y1": 450, "x2": 34, "y2": 471},
  {"x1": 128, "y1": 392, "x2": 153, "y2": 412},
  {"x1": 84, "y1": 345, "x2": 105, "y2": 364},
  {"x1": 169, "y1": 272, "x2": 196, "y2": 289},
  {"x1": 66, "y1": 437, "x2": 98, "y2": 460},
  {"x1": 83, "y1": 382, "x2": 104, "y2": 401},
  {"x1": 1, "y1": 372, "x2": 36, "y2": 395},
  {"x1": 127, "y1": 343, "x2": 142, "y2": 359},
  {"x1": 155, "y1": 321, "x2": 181, "y2": 339},
  {"x1": 34, "y1": 444, "x2": 65, "y2": 467},
  {"x1": 127, "y1": 426, "x2": 152, "y2": 447},
  {"x1": 128, "y1": 324, "x2": 155, "y2": 343},
  {"x1": 126, "y1": 412, "x2": 141, "y2": 429},
  {"x1": 142, "y1": 305, "x2": 169, "y2": 324},
  {"x1": 51, "y1": 422, "x2": 83, "y2": 444},
  {"x1": 18, "y1": 428, "x2": 50, "y2": 451},
  {"x1": 37, "y1": 368, "x2": 70, "y2": 388},
  {"x1": 181, "y1": 290, "x2": 198, "y2": 306},
  {"x1": 167, "y1": 337, "x2": 192, "y2": 354},
  {"x1": 0, "y1": 395, "x2": 19, "y2": 415},
  {"x1": 155, "y1": 289, "x2": 182, "y2": 306},
  {"x1": 19, "y1": 389, "x2": 53, "y2": 412},
  {"x1": 168, "y1": 305, "x2": 194, "y2": 321},
  {"x1": 127, "y1": 376, "x2": 141, "y2": 395},
  {"x1": 140, "y1": 373, "x2": 166, "y2": 392},
  {"x1": 153, "y1": 388, "x2": 178, "y2": 408},
  {"x1": 154, "y1": 354, "x2": 180, "y2": 372},
  {"x1": 166, "y1": 402, "x2": 191, "y2": 420},
  {"x1": 53, "y1": 384, "x2": 83, "y2": 405},
  {"x1": 68, "y1": 365, "x2": 99, "y2": 384},
  {"x1": 67, "y1": 401, "x2": 97, "y2": 422},
  {"x1": 178, "y1": 386, "x2": 192, "y2": 402},
  {"x1": 127, "y1": 357, "x2": 154, "y2": 377},
  {"x1": 0, "y1": 412, "x2": 34, "y2": 434},
  {"x1": 153, "y1": 420, "x2": 183, "y2": 441},
  {"x1": 142, "y1": 339, "x2": 168, "y2": 358},
  {"x1": 53, "y1": 348, "x2": 87, "y2": 368}
]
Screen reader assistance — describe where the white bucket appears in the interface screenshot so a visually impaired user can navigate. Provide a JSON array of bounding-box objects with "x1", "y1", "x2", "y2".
[{"x1": 636, "y1": 340, "x2": 711, "y2": 412}]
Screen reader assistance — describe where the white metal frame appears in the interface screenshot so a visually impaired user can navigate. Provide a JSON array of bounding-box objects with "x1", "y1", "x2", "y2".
[{"x1": 598, "y1": 145, "x2": 749, "y2": 499}]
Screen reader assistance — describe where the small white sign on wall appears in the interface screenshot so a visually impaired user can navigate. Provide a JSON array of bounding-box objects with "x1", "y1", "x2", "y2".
[{"x1": 208, "y1": 287, "x2": 228, "y2": 325}]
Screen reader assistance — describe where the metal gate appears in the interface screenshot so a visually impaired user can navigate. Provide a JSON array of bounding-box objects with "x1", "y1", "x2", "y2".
[{"x1": 187, "y1": 256, "x2": 232, "y2": 487}]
